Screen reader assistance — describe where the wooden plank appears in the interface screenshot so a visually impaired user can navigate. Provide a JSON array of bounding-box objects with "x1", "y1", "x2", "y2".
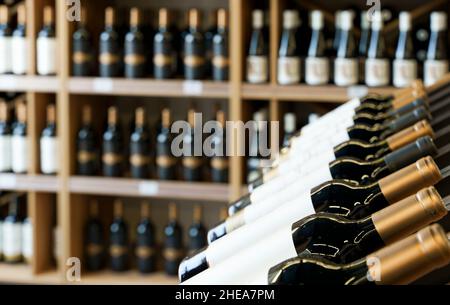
[
  {"x1": 69, "y1": 177, "x2": 231, "y2": 202},
  {"x1": 0, "y1": 76, "x2": 60, "y2": 92},
  {"x1": 67, "y1": 77, "x2": 231, "y2": 98},
  {"x1": 0, "y1": 263, "x2": 60, "y2": 284},
  {"x1": 0, "y1": 174, "x2": 60, "y2": 192}
]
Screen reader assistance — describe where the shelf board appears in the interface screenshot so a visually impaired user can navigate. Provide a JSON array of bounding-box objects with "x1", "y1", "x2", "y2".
[
  {"x1": 78, "y1": 271, "x2": 178, "y2": 285},
  {"x1": 0, "y1": 75, "x2": 60, "y2": 93},
  {"x1": 242, "y1": 83, "x2": 396, "y2": 102},
  {"x1": 0, "y1": 263, "x2": 60, "y2": 284},
  {"x1": 0, "y1": 174, "x2": 60, "y2": 193},
  {"x1": 69, "y1": 176, "x2": 231, "y2": 202},
  {"x1": 68, "y1": 77, "x2": 230, "y2": 98}
]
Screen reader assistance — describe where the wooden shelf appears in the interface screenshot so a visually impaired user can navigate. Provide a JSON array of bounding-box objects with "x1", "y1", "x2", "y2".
[
  {"x1": 0, "y1": 75, "x2": 59, "y2": 93},
  {"x1": 68, "y1": 77, "x2": 231, "y2": 98},
  {"x1": 69, "y1": 176, "x2": 231, "y2": 202},
  {"x1": 242, "y1": 83, "x2": 396, "y2": 102},
  {"x1": 78, "y1": 271, "x2": 178, "y2": 285},
  {"x1": 0, "y1": 263, "x2": 60, "y2": 284},
  {"x1": 0, "y1": 174, "x2": 60, "y2": 193}
]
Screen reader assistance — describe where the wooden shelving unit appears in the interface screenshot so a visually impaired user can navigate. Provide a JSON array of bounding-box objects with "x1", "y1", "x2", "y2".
[{"x1": 0, "y1": 0, "x2": 448, "y2": 285}]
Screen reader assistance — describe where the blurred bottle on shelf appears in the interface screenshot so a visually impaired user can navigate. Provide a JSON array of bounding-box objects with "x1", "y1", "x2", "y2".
[
  {"x1": 282, "y1": 113, "x2": 296, "y2": 148},
  {"x1": 153, "y1": 8, "x2": 176, "y2": 80},
  {"x1": 334, "y1": 11, "x2": 358, "y2": 87},
  {"x1": 247, "y1": 10, "x2": 268, "y2": 84},
  {"x1": 99, "y1": 7, "x2": 122, "y2": 77},
  {"x1": 188, "y1": 205, "x2": 207, "y2": 255},
  {"x1": 3, "y1": 195, "x2": 22, "y2": 263},
  {"x1": 278, "y1": 10, "x2": 301, "y2": 85},
  {"x1": 135, "y1": 202, "x2": 156, "y2": 274},
  {"x1": 109, "y1": 200, "x2": 129, "y2": 272},
  {"x1": 11, "y1": 102, "x2": 27, "y2": 174},
  {"x1": 212, "y1": 9, "x2": 229, "y2": 81},
  {"x1": 184, "y1": 9, "x2": 205, "y2": 80},
  {"x1": 72, "y1": 6, "x2": 94, "y2": 77},
  {"x1": 85, "y1": 200, "x2": 104, "y2": 271},
  {"x1": 40, "y1": 104, "x2": 58, "y2": 175},
  {"x1": 393, "y1": 12, "x2": 417, "y2": 88},
  {"x1": 182, "y1": 109, "x2": 203, "y2": 182},
  {"x1": 156, "y1": 108, "x2": 177, "y2": 180},
  {"x1": 424, "y1": 12, "x2": 448, "y2": 86},
  {"x1": 102, "y1": 107, "x2": 124, "y2": 177},
  {"x1": 205, "y1": 10, "x2": 218, "y2": 79},
  {"x1": 210, "y1": 109, "x2": 228, "y2": 183},
  {"x1": 124, "y1": 8, "x2": 146, "y2": 78},
  {"x1": 358, "y1": 11, "x2": 370, "y2": 83},
  {"x1": 164, "y1": 203, "x2": 184, "y2": 276},
  {"x1": 11, "y1": 4, "x2": 27, "y2": 75},
  {"x1": 247, "y1": 110, "x2": 269, "y2": 184},
  {"x1": 305, "y1": 10, "x2": 329, "y2": 85},
  {"x1": 0, "y1": 5, "x2": 12, "y2": 75},
  {"x1": 37, "y1": 6, "x2": 57, "y2": 76},
  {"x1": 77, "y1": 105, "x2": 98, "y2": 176},
  {"x1": 0, "y1": 101, "x2": 11, "y2": 173},
  {"x1": 130, "y1": 107, "x2": 151, "y2": 179}
]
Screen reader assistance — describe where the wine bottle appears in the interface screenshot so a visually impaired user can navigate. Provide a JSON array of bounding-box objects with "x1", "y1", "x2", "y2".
[
  {"x1": 269, "y1": 224, "x2": 450, "y2": 285},
  {"x1": 156, "y1": 108, "x2": 177, "y2": 180},
  {"x1": 40, "y1": 104, "x2": 58, "y2": 175},
  {"x1": 393, "y1": 12, "x2": 417, "y2": 88},
  {"x1": 181, "y1": 187, "x2": 449, "y2": 283},
  {"x1": 205, "y1": 10, "x2": 218, "y2": 79},
  {"x1": 188, "y1": 205, "x2": 207, "y2": 255},
  {"x1": 99, "y1": 7, "x2": 121, "y2": 77},
  {"x1": 365, "y1": 11, "x2": 390, "y2": 87},
  {"x1": 136, "y1": 202, "x2": 156, "y2": 274},
  {"x1": 124, "y1": 8, "x2": 146, "y2": 78},
  {"x1": 85, "y1": 200, "x2": 104, "y2": 271},
  {"x1": 11, "y1": 103, "x2": 27, "y2": 174},
  {"x1": 72, "y1": 6, "x2": 94, "y2": 76},
  {"x1": 3, "y1": 195, "x2": 22, "y2": 263},
  {"x1": 424, "y1": 12, "x2": 448, "y2": 86},
  {"x1": 278, "y1": 10, "x2": 300, "y2": 85},
  {"x1": 0, "y1": 5, "x2": 12, "y2": 75},
  {"x1": 247, "y1": 10, "x2": 268, "y2": 84},
  {"x1": 282, "y1": 113, "x2": 296, "y2": 148},
  {"x1": 21, "y1": 212, "x2": 32, "y2": 264},
  {"x1": 305, "y1": 10, "x2": 329, "y2": 85},
  {"x1": 11, "y1": 4, "x2": 27, "y2": 75},
  {"x1": 130, "y1": 107, "x2": 151, "y2": 179},
  {"x1": 212, "y1": 9, "x2": 229, "y2": 81},
  {"x1": 77, "y1": 105, "x2": 98, "y2": 176},
  {"x1": 184, "y1": 9, "x2": 205, "y2": 80},
  {"x1": 37, "y1": 6, "x2": 57, "y2": 76},
  {"x1": 164, "y1": 203, "x2": 184, "y2": 276},
  {"x1": 0, "y1": 101, "x2": 11, "y2": 172},
  {"x1": 358, "y1": 11, "x2": 370, "y2": 83},
  {"x1": 210, "y1": 110, "x2": 228, "y2": 183},
  {"x1": 102, "y1": 107, "x2": 123, "y2": 177},
  {"x1": 109, "y1": 200, "x2": 129, "y2": 272},
  {"x1": 247, "y1": 110, "x2": 269, "y2": 183},
  {"x1": 182, "y1": 109, "x2": 203, "y2": 182},
  {"x1": 334, "y1": 11, "x2": 358, "y2": 87},
  {"x1": 153, "y1": 8, "x2": 176, "y2": 80}
]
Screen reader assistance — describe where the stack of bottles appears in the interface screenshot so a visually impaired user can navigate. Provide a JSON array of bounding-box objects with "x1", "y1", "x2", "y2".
[{"x1": 179, "y1": 74, "x2": 450, "y2": 285}]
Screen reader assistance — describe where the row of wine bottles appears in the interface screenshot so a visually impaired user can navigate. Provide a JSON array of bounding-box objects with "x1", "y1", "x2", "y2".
[
  {"x1": 0, "y1": 101, "x2": 58, "y2": 175},
  {"x1": 0, "y1": 5, "x2": 57, "y2": 75},
  {"x1": 179, "y1": 77, "x2": 450, "y2": 284},
  {"x1": 0, "y1": 193, "x2": 32, "y2": 264},
  {"x1": 77, "y1": 106, "x2": 228, "y2": 182},
  {"x1": 72, "y1": 6, "x2": 229, "y2": 81},
  {"x1": 247, "y1": 9, "x2": 448, "y2": 87},
  {"x1": 85, "y1": 201, "x2": 220, "y2": 276}
]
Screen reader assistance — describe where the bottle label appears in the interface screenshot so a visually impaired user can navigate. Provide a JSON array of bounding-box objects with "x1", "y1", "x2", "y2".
[
  {"x1": 73, "y1": 51, "x2": 93, "y2": 64},
  {"x1": 156, "y1": 155, "x2": 177, "y2": 168},
  {"x1": 184, "y1": 55, "x2": 205, "y2": 68},
  {"x1": 247, "y1": 56, "x2": 268, "y2": 83},
  {"x1": 393, "y1": 59, "x2": 417, "y2": 88},
  {"x1": 153, "y1": 53, "x2": 174, "y2": 67},
  {"x1": 3, "y1": 222, "x2": 22, "y2": 261},
  {"x1": 99, "y1": 52, "x2": 121, "y2": 65},
  {"x1": 365, "y1": 58, "x2": 390, "y2": 87},
  {"x1": 277, "y1": 56, "x2": 301, "y2": 85},
  {"x1": 22, "y1": 221, "x2": 33, "y2": 262},
  {"x1": 110, "y1": 245, "x2": 128, "y2": 257},
  {"x1": 11, "y1": 37, "x2": 28, "y2": 75},
  {"x1": 86, "y1": 243, "x2": 103, "y2": 256},
  {"x1": 136, "y1": 246, "x2": 155, "y2": 259},
  {"x1": 0, "y1": 135, "x2": 12, "y2": 172},
  {"x1": 334, "y1": 58, "x2": 358, "y2": 86},
  {"x1": 212, "y1": 55, "x2": 230, "y2": 69},
  {"x1": 183, "y1": 156, "x2": 202, "y2": 169},
  {"x1": 163, "y1": 248, "x2": 184, "y2": 261},
  {"x1": 78, "y1": 150, "x2": 96, "y2": 164},
  {"x1": 0, "y1": 36, "x2": 12, "y2": 74},
  {"x1": 211, "y1": 157, "x2": 229, "y2": 171},
  {"x1": 40, "y1": 137, "x2": 58, "y2": 174},
  {"x1": 11, "y1": 135, "x2": 28, "y2": 173},
  {"x1": 305, "y1": 57, "x2": 329, "y2": 85},
  {"x1": 130, "y1": 154, "x2": 151, "y2": 167},
  {"x1": 37, "y1": 37, "x2": 57, "y2": 75},
  {"x1": 102, "y1": 152, "x2": 123, "y2": 165},
  {"x1": 424, "y1": 59, "x2": 449, "y2": 86}
]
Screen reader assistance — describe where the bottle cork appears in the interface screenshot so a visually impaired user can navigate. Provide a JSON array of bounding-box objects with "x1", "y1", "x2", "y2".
[
  {"x1": 0, "y1": 5, "x2": 8, "y2": 24},
  {"x1": 159, "y1": 8, "x2": 168, "y2": 28},
  {"x1": 130, "y1": 7, "x2": 141, "y2": 27},
  {"x1": 113, "y1": 200, "x2": 124, "y2": 217},
  {"x1": 17, "y1": 103, "x2": 27, "y2": 124},
  {"x1": 90, "y1": 200, "x2": 99, "y2": 217},
  {"x1": 105, "y1": 7, "x2": 116, "y2": 27},
  {"x1": 82, "y1": 105, "x2": 92, "y2": 125},
  {"x1": 135, "y1": 107, "x2": 145, "y2": 127},
  {"x1": 47, "y1": 104, "x2": 56, "y2": 124},
  {"x1": 17, "y1": 4, "x2": 26, "y2": 25},
  {"x1": 193, "y1": 205, "x2": 203, "y2": 222},
  {"x1": 217, "y1": 9, "x2": 228, "y2": 29},
  {"x1": 107, "y1": 107, "x2": 118, "y2": 125},
  {"x1": 43, "y1": 6, "x2": 53, "y2": 25},
  {"x1": 162, "y1": 108, "x2": 171, "y2": 128},
  {"x1": 141, "y1": 202, "x2": 150, "y2": 219},
  {"x1": 0, "y1": 102, "x2": 8, "y2": 122},
  {"x1": 168, "y1": 203, "x2": 178, "y2": 221},
  {"x1": 189, "y1": 9, "x2": 200, "y2": 28}
]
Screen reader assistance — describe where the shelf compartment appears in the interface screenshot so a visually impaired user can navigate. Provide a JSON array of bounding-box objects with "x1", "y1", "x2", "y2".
[
  {"x1": 0, "y1": 76, "x2": 60, "y2": 93},
  {"x1": 68, "y1": 77, "x2": 231, "y2": 98},
  {"x1": 69, "y1": 176, "x2": 231, "y2": 202},
  {"x1": 0, "y1": 174, "x2": 60, "y2": 193},
  {"x1": 242, "y1": 84, "x2": 396, "y2": 102},
  {"x1": 0, "y1": 264, "x2": 60, "y2": 284},
  {"x1": 78, "y1": 271, "x2": 178, "y2": 285}
]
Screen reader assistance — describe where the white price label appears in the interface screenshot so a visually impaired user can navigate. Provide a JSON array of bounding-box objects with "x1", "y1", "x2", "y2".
[
  {"x1": 347, "y1": 85, "x2": 368, "y2": 99},
  {"x1": 0, "y1": 76, "x2": 18, "y2": 89},
  {"x1": 183, "y1": 81, "x2": 203, "y2": 95},
  {"x1": 0, "y1": 174, "x2": 17, "y2": 189},
  {"x1": 92, "y1": 78, "x2": 114, "y2": 92},
  {"x1": 139, "y1": 182, "x2": 159, "y2": 196}
]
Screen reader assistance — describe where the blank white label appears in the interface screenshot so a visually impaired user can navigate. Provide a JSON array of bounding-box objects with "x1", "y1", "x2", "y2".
[
  {"x1": 139, "y1": 182, "x2": 159, "y2": 195},
  {"x1": 40, "y1": 137, "x2": 58, "y2": 174},
  {"x1": 3, "y1": 222, "x2": 22, "y2": 258},
  {"x1": 0, "y1": 36, "x2": 12, "y2": 74},
  {"x1": 247, "y1": 56, "x2": 268, "y2": 84},
  {"x1": 11, "y1": 135, "x2": 28, "y2": 173},
  {"x1": 334, "y1": 58, "x2": 358, "y2": 86},
  {"x1": 278, "y1": 56, "x2": 301, "y2": 85},
  {"x1": 424, "y1": 60, "x2": 449, "y2": 86},
  {"x1": 305, "y1": 57, "x2": 329, "y2": 85},
  {"x1": 11, "y1": 37, "x2": 28, "y2": 75},
  {"x1": 37, "y1": 37, "x2": 57, "y2": 75},
  {"x1": 93, "y1": 78, "x2": 114, "y2": 92},
  {"x1": 0, "y1": 135, "x2": 12, "y2": 172},
  {"x1": 22, "y1": 220, "x2": 33, "y2": 261},
  {"x1": 182, "y1": 81, "x2": 203, "y2": 95},
  {"x1": 393, "y1": 59, "x2": 417, "y2": 88},
  {"x1": 365, "y1": 58, "x2": 390, "y2": 87}
]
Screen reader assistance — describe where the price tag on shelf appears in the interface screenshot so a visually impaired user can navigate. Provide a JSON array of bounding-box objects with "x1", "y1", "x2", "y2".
[
  {"x1": 0, "y1": 175, "x2": 17, "y2": 189},
  {"x1": 183, "y1": 81, "x2": 203, "y2": 95},
  {"x1": 93, "y1": 78, "x2": 114, "y2": 93},
  {"x1": 347, "y1": 85, "x2": 369, "y2": 99},
  {"x1": 139, "y1": 182, "x2": 159, "y2": 196},
  {"x1": 0, "y1": 76, "x2": 18, "y2": 89}
]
